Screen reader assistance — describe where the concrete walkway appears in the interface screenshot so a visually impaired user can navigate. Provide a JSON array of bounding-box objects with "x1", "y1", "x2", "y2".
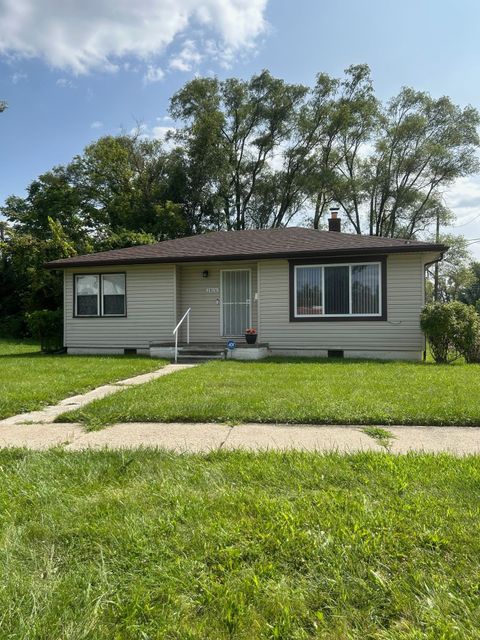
[
  {"x1": 0, "y1": 363, "x2": 196, "y2": 426},
  {"x1": 0, "y1": 421, "x2": 479, "y2": 454}
]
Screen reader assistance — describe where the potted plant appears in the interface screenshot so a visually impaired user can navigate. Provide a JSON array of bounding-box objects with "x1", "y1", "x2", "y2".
[{"x1": 245, "y1": 328, "x2": 257, "y2": 345}]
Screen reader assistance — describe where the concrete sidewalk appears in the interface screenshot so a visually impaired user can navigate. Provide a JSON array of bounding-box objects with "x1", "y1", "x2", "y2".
[{"x1": 0, "y1": 421, "x2": 479, "y2": 454}]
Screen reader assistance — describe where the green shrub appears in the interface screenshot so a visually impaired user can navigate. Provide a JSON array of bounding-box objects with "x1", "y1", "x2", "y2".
[
  {"x1": 451, "y1": 302, "x2": 480, "y2": 363},
  {"x1": 25, "y1": 309, "x2": 63, "y2": 353},
  {"x1": 465, "y1": 339, "x2": 480, "y2": 363},
  {"x1": 421, "y1": 301, "x2": 480, "y2": 363},
  {"x1": 0, "y1": 314, "x2": 28, "y2": 338}
]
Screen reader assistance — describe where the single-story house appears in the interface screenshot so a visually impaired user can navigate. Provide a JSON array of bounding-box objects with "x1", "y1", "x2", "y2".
[{"x1": 45, "y1": 215, "x2": 447, "y2": 361}]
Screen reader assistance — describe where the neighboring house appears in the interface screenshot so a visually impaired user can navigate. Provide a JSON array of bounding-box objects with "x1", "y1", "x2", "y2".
[{"x1": 45, "y1": 215, "x2": 447, "y2": 361}]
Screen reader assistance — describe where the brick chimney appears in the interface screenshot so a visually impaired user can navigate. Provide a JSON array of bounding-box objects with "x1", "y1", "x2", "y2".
[{"x1": 328, "y1": 207, "x2": 341, "y2": 232}]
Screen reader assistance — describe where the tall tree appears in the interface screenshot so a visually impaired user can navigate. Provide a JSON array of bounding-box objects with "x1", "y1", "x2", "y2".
[
  {"x1": 331, "y1": 88, "x2": 480, "y2": 237},
  {"x1": 425, "y1": 234, "x2": 474, "y2": 303},
  {"x1": 459, "y1": 261, "x2": 480, "y2": 308},
  {"x1": 170, "y1": 71, "x2": 307, "y2": 230},
  {"x1": 75, "y1": 134, "x2": 187, "y2": 239}
]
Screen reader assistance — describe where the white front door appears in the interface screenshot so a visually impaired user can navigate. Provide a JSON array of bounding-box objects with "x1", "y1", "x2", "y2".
[{"x1": 221, "y1": 269, "x2": 251, "y2": 336}]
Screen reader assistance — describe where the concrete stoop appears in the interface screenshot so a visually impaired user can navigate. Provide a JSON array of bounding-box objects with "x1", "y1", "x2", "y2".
[{"x1": 150, "y1": 342, "x2": 269, "y2": 362}]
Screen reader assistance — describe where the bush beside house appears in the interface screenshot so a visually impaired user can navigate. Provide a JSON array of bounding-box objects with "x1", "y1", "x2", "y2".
[
  {"x1": 25, "y1": 309, "x2": 63, "y2": 353},
  {"x1": 421, "y1": 301, "x2": 480, "y2": 363}
]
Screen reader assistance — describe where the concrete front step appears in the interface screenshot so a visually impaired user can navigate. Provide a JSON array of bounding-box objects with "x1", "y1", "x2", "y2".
[
  {"x1": 177, "y1": 351, "x2": 225, "y2": 360},
  {"x1": 150, "y1": 342, "x2": 269, "y2": 361},
  {"x1": 151, "y1": 345, "x2": 225, "y2": 360}
]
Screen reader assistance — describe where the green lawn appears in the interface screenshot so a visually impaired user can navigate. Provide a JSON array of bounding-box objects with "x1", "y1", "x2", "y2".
[
  {"x1": 0, "y1": 339, "x2": 165, "y2": 419},
  {"x1": 59, "y1": 357, "x2": 480, "y2": 428},
  {"x1": 0, "y1": 449, "x2": 479, "y2": 639}
]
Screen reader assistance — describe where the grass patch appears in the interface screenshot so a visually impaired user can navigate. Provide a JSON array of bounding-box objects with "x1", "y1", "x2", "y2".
[
  {"x1": 0, "y1": 339, "x2": 166, "y2": 419},
  {"x1": 59, "y1": 357, "x2": 480, "y2": 427},
  {"x1": 0, "y1": 449, "x2": 479, "y2": 638},
  {"x1": 362, "y1": 426, "x2": 396, "y2": 449}
]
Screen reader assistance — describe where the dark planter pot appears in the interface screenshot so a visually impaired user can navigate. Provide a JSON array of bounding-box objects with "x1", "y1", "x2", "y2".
[{"x1": 245, "y1": 333, "x2": 257, "y2": 345}]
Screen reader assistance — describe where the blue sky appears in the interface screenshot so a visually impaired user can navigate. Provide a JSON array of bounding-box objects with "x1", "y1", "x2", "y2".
[{"x1": 1, "y1": 0, "x2": 480, "y2": 254}]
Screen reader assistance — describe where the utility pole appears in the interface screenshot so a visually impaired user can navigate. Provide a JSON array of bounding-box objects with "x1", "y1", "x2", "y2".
[{"x1": 434, "y1": 211, "x2": 440, "y2": 301}]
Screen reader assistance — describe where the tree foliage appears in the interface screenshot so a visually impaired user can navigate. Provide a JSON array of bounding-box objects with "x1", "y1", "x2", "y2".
[
  {"x1": 459, "y1": 262, "x2": 480, "y2": 309},
  {"x1": 170, "y1": 65, "x2": 480, "y2": 235},
  {"x1": 1, "y1": 65, "x2": 479, "y2": 327},
  {"x1": 425, "y1": 234, "x2": 475, "y2": 303}
]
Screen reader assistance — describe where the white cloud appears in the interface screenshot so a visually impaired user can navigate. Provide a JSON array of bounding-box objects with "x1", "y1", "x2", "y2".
[
  {"x1": 90, "y1": 120, "x2": 103, "y2": 129},
  {"x1": 56, "y1": 77, "x2": 74, "y2": 88},
  {"x1": 11, "y1": 71, "x2": 27, "y2": 83},
  {"x1": 0, "y1": 0, "x2": 268, "y2": 74},
  {"x1": 443, "y1": 175, "x2": 480, "y2": 259},
  {"x1": 143, "y1": 65, "x2": 165, "y2": 84},
  {"x1": 152, "y1": 125, "x2": 175, "y2": 139},
  {"x1": 169, "y1": 40, "x2": 202, "y2": 72}
]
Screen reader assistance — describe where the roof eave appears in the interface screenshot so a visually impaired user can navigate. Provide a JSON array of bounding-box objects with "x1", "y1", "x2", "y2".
[{"x1": 44, "y1": 243, "x2": 448, "y2": 270}]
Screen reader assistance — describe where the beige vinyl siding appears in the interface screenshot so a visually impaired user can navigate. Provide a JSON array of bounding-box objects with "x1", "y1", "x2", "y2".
[
  {"x1": 64, "y1": 264, "x2": 175, "y2": 349},
  {"x1": 258, "y1": 253, "x2": 428, "y2": 355},
  {"x1": 177, "y1": 261, "x2": 258, "y2": 342},
  {"x1": 63, "y1": 251, "x2": 434, "y2": 356}
]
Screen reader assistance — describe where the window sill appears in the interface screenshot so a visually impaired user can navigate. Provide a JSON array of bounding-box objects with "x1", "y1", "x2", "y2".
[{"x1": 290, "y1": 315, "x2": 387, "y2": 322}]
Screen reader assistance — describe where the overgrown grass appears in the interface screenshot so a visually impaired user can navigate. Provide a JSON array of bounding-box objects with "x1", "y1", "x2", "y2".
[
  {"x1": 362, "y1": 426, "x2": 396, "y2": 449},
  {"x1": 0, "y1": 339, "x2": 165, "y2": 419},
  {"x1": 0, "y1": 449, "x2": 479, "y2": 638},
  {"x1": 59, "y1": 357, "x2": 480, "y2": 428}
]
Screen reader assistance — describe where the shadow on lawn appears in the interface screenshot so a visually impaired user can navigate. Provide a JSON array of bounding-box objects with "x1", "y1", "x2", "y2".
[
  {"x1": 0, "y1": 351, "x2": 151, "y2": 360},
  {"x1": 239, "y1": 356, "x2": 440, "y2": 366}
]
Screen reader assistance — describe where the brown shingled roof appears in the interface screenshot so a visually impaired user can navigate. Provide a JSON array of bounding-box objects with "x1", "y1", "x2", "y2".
[{"x1": 45, "y1": 227, "x2": 447, "y2": 269}]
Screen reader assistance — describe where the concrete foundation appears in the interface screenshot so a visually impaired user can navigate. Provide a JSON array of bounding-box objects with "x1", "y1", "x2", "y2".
[{"x1": 269, "y1": 348, "x2": 423, "y2": 361}]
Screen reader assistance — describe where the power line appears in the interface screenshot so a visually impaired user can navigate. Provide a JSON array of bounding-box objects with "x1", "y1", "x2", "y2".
[{"x1": 452, "y1": 211, "x2": 480, "y2": 228}]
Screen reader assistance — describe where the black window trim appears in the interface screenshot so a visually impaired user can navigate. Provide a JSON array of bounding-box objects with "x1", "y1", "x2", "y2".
[
  {"x1": 73, "y1": 272, "x2": 127, "y2": 318},
  {"x1": 289, "y1": 256, "x2": 387, "y2": 322}
]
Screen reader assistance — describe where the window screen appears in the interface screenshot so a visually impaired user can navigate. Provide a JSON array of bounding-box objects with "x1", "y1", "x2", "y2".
[
  {"x1": 324, "y1": 266, "x2": 349, "y2": 315},
  {"x1": 102, "y1": 274, "x2": 126, "y2": 316},
  {"x1": 352, "y1": 264, "x2": 380, "y2": 314},
  {"x1": 296, "y1": 266, "x2": 323, "y2": 315},
  {"x1": 75, "y1": 275, "x2": 99, "y2": 316}
]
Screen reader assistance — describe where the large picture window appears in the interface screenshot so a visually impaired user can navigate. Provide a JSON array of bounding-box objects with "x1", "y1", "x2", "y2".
[
  {"x1": 294, "y1": 261, "x2": 382, "y2": 319},
  {"x1": 75, "y1": 273, "x2": 126, "y2": 317}
]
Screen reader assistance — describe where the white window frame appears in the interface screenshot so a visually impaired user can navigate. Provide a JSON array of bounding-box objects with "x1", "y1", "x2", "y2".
[
  {"x1": 294, "y1": 262, "x2": 382, "y2": 318},
  {"x1": 75, "y1": 274, "x2": 100, "y2": 317},
  {"x1": 101, "y1": 273, "x2": 126, "y2": 317},
  {"x1": 74, "y1": 273, "x2": 126, "y2": 318},
  {"x1": 220, "y1": 268, "x2": 252, "y2": 337}
]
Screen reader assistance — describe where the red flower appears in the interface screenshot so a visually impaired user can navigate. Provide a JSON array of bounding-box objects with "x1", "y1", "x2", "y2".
[{"x1": 245, "y1": 328, "x2": 257, "y2": 335}]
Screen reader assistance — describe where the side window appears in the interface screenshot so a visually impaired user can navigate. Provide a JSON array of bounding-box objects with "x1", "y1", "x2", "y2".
[
  {"x1": 75, "y1": 275, "x2": 99, "y2": 316},
  {"x1": 102, "y1": 274, "x2": 126, "y2": 316}
]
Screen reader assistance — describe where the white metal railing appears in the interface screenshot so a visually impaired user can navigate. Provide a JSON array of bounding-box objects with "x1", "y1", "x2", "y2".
[{"x1": 173, "y1": 308, "x2": 191, "y2": 363}]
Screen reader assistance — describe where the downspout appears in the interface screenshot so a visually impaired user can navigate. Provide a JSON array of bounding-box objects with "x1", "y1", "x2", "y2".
[{"x1": 422, "y1": 251, "x2": 446, "y2": 361}]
